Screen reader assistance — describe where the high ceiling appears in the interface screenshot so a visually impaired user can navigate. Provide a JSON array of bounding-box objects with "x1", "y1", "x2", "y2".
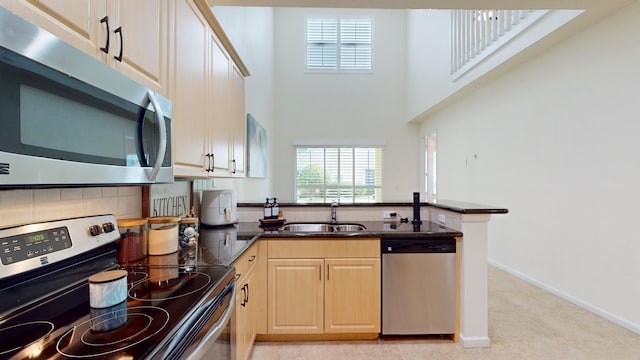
[{"x1": 206, "y1": 0, "x2": 632, "y2": 11}]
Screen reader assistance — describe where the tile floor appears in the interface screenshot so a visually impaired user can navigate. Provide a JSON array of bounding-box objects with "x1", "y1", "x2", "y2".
[{"x1": 250, "y1": 266, "x2": 640, "y2": 359}]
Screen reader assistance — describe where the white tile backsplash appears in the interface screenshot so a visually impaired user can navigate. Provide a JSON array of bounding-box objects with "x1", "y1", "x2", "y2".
[{"x1": 0, "y1": 186, "x2": 142, "y2": 228}]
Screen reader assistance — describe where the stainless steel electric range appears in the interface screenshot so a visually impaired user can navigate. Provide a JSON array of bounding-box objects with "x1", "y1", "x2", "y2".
[{"x1": 0, "y1": 215, "x2": 235, "y2": 360}]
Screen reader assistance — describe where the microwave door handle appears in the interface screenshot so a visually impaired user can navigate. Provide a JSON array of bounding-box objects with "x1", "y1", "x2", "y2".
[{"x1": 144, "y1": 90, "x2": 167, "y2": 182}]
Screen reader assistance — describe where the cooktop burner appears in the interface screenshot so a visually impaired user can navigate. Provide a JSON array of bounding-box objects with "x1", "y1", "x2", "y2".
[
  {"x1": 129, "y1": 270, "x2": 212, "y2": 302},
  {"x1": 0, "y1": 321, "x2": 54, "y2": 357},
  {"x1": 56, "y1": 305, "x2": 169, "y2": 358}
]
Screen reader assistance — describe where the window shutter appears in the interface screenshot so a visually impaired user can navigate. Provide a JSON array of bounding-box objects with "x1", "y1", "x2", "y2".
[
  {"x1": 296, "y1": 146, "x2": 382, "y2": 203},
  {"x1": 307, "y1": 19, "x2": 338, "y2": 70},
  {"x1": 340, "y1": 19, "x2": 372, "y2": 70}
]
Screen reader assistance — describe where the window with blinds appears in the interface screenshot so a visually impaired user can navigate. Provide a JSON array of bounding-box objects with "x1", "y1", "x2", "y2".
[
  {"x1": 306, "y1": 18, "x2": 373, "y2": 71},
  {"x1": 296, "y1": 146, "x2": 382, "y2": 203}
]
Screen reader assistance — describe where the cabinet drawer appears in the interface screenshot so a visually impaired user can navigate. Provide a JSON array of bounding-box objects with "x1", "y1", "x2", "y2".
[
  {"x1": 234, "y1": 242, "x2": 258, "y2": 279},
  {"x1": 268, "y1": 238, "x2": 380, "y2": 259}
]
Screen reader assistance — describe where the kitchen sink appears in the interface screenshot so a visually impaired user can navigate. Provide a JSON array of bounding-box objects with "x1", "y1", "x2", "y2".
[{"x1": 280, "y1": 222, "x2": 366, "y2": 232}]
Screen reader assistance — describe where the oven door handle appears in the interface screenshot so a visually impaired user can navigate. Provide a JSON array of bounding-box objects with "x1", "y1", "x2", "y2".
[
  {"x1": 158, "y1": 280, "x2": 236, "y2": 360},
  {"x1": 198, "y1": 283, "x2": 236, "y2": 346},
  {"x1": 144, "y1": 90, "x2": 167, "y2": 182}
]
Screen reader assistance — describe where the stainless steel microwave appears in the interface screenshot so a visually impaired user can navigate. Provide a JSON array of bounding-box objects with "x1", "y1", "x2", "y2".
[{"x1": 0, "y1": 7, "x2": 173, "y2": 187}]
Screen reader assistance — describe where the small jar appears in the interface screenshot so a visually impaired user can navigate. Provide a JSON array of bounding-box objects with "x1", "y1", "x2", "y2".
[
  {"x1": 179, "y1": 217, "x2": 199, "y2": 248},
  {"x1": 88, "y1": 270, "x2": 128, "y2": 308},
  {"x1": 117, "y1": 218, "x2": 147, "y2": 263},
  {"x1": 147, "y1": 216, "x2": 180, "y2": 255}
]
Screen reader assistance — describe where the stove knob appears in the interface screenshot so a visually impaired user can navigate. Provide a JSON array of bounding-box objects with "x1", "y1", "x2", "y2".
[
  {"x1": 102, "y1": 222, "x2": 115, "y2": 233},
  {"x1": 89, "y1": 224, "x2": 104, "y2": 236}
]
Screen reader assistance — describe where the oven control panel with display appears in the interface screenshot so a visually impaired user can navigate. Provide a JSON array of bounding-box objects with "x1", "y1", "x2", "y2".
[
  {"x1": 0, "y1": 214, "x2": 120, "y2": 280},
  {"x1": 1, "y1": 226, "x2": 71, "y2": 265}
]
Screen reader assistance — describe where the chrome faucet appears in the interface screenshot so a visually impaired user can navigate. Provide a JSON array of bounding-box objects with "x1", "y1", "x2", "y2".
[{"x1": 331, "y1": 201, "x2": 338, "y2": 223}]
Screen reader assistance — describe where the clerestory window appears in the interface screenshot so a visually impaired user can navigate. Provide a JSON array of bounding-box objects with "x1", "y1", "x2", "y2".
[{"x1": 306, "y1": 18, "x2": 373, "y2": 71}]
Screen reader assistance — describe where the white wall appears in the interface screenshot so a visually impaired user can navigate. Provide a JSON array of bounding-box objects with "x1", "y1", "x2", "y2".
[
  {"x1": 208, "y1": 6, "x2": 275, "y2": 202},
  {"x1": 418, "y1": 0, "x2": 640, "y2": 331},
  {"x1": 272, "y1": 8, "x2": 420, "y2": 202}
]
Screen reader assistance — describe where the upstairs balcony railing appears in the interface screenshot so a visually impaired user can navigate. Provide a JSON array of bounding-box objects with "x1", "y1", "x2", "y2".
[{"x1": 451, "y1": 9, "x2": 547, "y2": 75}]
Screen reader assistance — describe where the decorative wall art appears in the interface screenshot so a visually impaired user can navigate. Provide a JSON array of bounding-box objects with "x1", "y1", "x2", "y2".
[{"x1": 247, "y1": 113, "x2": 267, "y2": 178}]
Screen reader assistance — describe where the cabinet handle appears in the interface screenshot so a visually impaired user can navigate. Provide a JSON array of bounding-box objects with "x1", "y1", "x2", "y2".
[
  {"x1": 245, "y1": 283, "x2": 249, "y2": 304},
  {"x1": 241, "y1": 284, "x2": 247, "y2": 307},
  {"x1": 327, "y1": 264, "x2": 329, "y2": 281},
  {"x1": 248, "y1": 255, "x2": 256, "y2": 262},
  {"x1": 114, "y1": 26, "x2": 123, "y2": 62},
  {"x1": 232, "y1": 159, "x2": 237, "y2": 174},
  {"x1": 205, "y1": 153, "x2": 213, "y2": 172},
  {"x1": 319, "y1": 264, "x2": 322, "y2": 280},
  {"x1": 100, "y1": 16, "x2": 110, "y2": 54}
]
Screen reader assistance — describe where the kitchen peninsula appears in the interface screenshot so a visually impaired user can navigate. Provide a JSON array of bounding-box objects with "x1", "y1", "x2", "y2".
[{"x1": 214, "y1": 200, "x2": 508, "y2": 349}]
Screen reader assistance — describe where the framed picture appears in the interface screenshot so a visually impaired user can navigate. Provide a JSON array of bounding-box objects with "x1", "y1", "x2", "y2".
[{"x1": 247, "y1": 113, "x2": 267, "y2": 178}]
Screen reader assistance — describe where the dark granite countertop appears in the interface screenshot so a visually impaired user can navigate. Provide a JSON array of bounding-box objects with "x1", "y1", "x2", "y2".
[
  {"x1": 196, "y1": 220, "x2": 462, "y2": 266},
  {"x1": 238, "y1": 200, "x2": 508, "y2": 215},
  {"x1": 236, "y1": 220, "x2": 462, "y2": 239}
]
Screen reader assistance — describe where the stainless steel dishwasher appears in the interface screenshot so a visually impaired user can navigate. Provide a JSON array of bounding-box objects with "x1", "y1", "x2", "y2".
[{"x1": 381, "y1": 237, "x2": 456, "y2": 335}]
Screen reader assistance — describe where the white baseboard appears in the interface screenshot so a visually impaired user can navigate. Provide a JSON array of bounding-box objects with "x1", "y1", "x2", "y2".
[
  {"x1": 488, "y1": 258, "x2": 640, "y2": 335},
  {"x1": 458, "y1": 334, "x2": 491, "y2": 348}
]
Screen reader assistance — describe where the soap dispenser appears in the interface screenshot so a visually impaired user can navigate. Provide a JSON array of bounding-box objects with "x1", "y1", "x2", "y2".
[
  {"x1": 263, "y1": 198, "x2": 272, "y2": 219},
  {"x1": 271, "y1": 198, "x2": 280, "y2": 219}
]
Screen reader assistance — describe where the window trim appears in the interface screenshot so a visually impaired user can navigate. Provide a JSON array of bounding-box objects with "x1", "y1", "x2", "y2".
[{"x1": 305, "y1": 16, "x2": 374, "y2": 74}]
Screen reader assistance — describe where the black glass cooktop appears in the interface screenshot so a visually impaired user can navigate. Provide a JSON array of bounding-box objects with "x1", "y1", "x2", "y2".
[{"x1": 0, "y1": 248, "x2": 234, "y2": 360}]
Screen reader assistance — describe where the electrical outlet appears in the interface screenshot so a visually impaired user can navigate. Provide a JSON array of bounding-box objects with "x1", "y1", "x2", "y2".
[
  {"x1": 383, "y1": 211, "x2": 397, "y2": 219},
  {"x1": 438, "y1": 214, "x2": 446, "y2": 224}
]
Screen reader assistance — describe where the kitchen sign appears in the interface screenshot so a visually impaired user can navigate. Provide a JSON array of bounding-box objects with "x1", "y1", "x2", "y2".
[{"x1": 146, "y1": 182, "x2": 192, "y2": 217}]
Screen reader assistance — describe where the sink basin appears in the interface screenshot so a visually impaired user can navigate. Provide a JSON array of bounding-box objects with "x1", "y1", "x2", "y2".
[
  {"x1": 333, "y1": 224, "x2": 367, "y2": 232},
  {"x1": 280, "y1": 222, "x2": 366, "y2": 232},
  {"x1": 280, "y1": 223, "x2": 334, "y2": 232}
]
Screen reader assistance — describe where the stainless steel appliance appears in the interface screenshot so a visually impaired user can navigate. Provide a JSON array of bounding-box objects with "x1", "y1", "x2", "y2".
[
  {"x1": 381, "y1": 237, "x2": 456, "y2": 335},
  {"x1": 0, "y1": 7, "x2": 173, "y2": 187},
  {"x1": 0, "y1": 215, "x2": 235, "y2": 359}
]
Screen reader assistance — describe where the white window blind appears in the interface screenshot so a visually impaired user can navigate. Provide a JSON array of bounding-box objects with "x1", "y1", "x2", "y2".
[
  {"x1": 307, "y1": 19, "x2": 338, "y2": 70},
  {"x1": 306, "y1": 18, "x2": 372, "y2": 71},
  {"x1": 296, "y1": 146, "x2": 382, "y2": 203}
]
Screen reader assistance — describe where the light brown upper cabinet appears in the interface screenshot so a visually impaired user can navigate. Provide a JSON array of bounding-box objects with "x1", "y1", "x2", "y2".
[
  {"x1": 2, "y1": 0, "x2": 169, "y2": 96},
  {"x1": 171, "y1": 0, "x2": 248, "y2": 179}
]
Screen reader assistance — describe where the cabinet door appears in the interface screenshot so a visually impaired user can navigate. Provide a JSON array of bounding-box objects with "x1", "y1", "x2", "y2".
[
  {"x1": 209, "y1": 32, "x2": 232, "y2": 176},
  {"x1": 234, "y1": 265, "x2": 255, "y2": 360},
  {"x1": 230, "y1": 63, "x2": 245, "y2": 177},
  {"x1": 5, "y1": 0, "x2": 104, "y2": 56},
  {"x1": 171, "y1": 0, "x2": 208, "y2": 177},
  {"x1": 110, "y1": 0, "x2": 167, "y2": 94},
  {"x1": 267, "y1": 259, "x2": 324, "y2": 334},
  {"x1": 325, "y1": 258, "x2": 381, "y2": 333}
]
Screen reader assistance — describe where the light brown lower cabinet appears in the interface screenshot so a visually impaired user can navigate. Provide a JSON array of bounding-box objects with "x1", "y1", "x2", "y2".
[
  {"x1": 232, "y1": 242, "x2": 258, "y2": 360},
  {"x1": 266, "y1": 238, "x2": 381, "y2": 336}
]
